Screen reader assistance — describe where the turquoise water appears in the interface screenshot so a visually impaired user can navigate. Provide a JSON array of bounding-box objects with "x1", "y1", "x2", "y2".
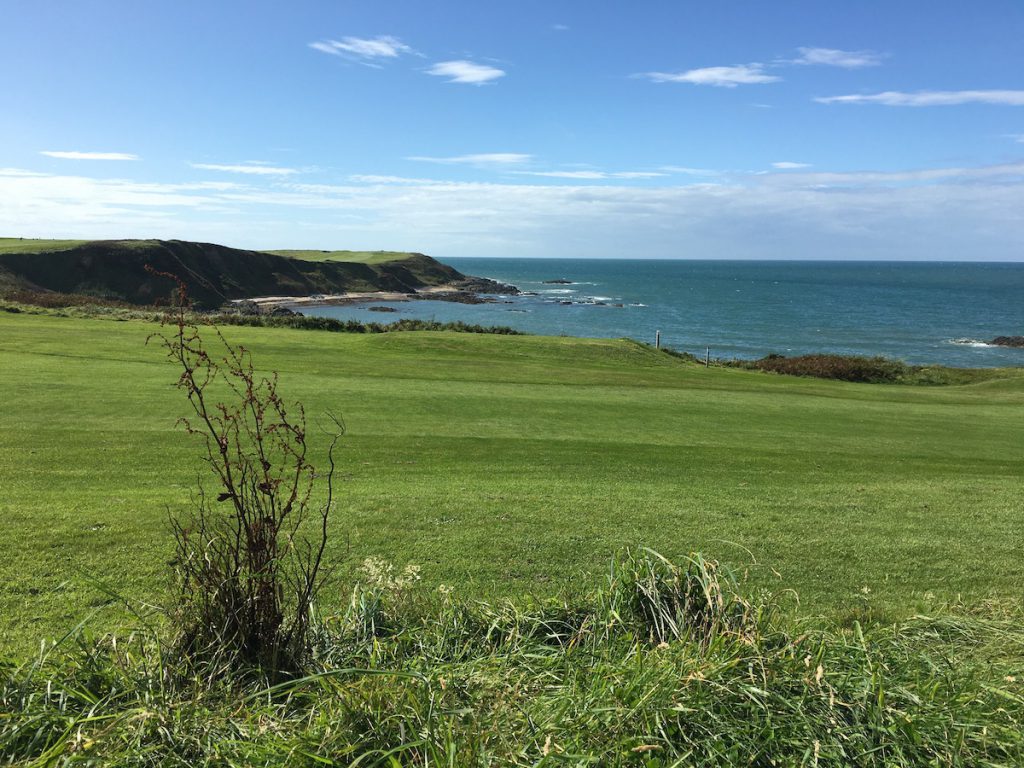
[{"x1": 304, "y1": 259, "x2": 1024, "y2": 367}]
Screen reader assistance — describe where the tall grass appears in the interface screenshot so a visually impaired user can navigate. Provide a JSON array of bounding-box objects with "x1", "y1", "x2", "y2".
[{"x1": 3, "y1": 550, "x2": 1022, "y2": 766}]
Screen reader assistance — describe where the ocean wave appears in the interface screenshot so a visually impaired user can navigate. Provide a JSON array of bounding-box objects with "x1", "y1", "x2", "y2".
[
  {"x1": 629, "y1": 303, "x2": 647, "y2": 307},
  {"x1": 948, "y1": 338, "x2": 995, "y2": 348},
  {"x1": 525, "y1": 280, "x2": 600, "y2": 287},
  {"x1": 537, "y1": 288, "x2": 577, "y2": 295}
]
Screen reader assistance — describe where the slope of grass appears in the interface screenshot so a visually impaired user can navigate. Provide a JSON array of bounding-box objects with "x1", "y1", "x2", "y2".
[
  {"x1": 266, "y1": 249, "x2": 418, "y2": 264},
  {"x1": 1, "y1": 311, "x2": 1023, "y2": 655}
]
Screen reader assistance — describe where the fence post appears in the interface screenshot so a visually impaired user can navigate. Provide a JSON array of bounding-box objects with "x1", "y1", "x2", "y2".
[{"x1": 655, "y1": 330, "x2": 661, "y2": 349}]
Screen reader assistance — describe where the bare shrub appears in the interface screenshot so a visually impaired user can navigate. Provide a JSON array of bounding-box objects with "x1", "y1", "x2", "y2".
[{"x1": 148, "y1": 271, "x2": 341, "y2": 672}]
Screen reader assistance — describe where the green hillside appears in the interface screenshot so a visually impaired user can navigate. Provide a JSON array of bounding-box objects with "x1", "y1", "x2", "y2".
[
  {"x1": 0, "y1": 238, "x2": 467, "y2": 309},
  {"x1": 2, "y1": 310, "x2": 1022, "y2": 654}
]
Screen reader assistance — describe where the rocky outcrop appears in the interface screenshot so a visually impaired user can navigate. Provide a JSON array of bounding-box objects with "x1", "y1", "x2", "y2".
[
  {"x1": 221, "y1": 300, "x2": 300, "y2": 317},
  {"x1": 990, "y1": 336, "x2": 1024, "y2": 348},
  {"x1": 452, "y1": 276, "x2": 520, "y2": 295}
]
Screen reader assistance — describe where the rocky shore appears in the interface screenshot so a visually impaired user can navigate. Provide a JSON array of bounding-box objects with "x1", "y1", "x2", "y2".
[
  {"x1": 233, "y1": 275, "x2": 519, "y2": 314},
  {"x1": 990, "y1": 335, "x2": 1024, "y2": 348}
]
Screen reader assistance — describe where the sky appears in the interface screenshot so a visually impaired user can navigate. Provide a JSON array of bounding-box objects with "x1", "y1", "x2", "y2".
[{"x1": 2, "y1": 0, "x2": 1024, "y2": 260}]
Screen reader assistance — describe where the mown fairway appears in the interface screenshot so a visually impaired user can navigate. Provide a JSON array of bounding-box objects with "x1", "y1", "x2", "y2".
[{"x1": 1, "y1": 311, "x2": 1022, "y2": 654}]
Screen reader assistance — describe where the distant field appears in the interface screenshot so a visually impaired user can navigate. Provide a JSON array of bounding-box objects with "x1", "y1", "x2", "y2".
[
  {"x1": 266, "y1": 249, "x2": 417, "y2": 264},
  {"x1": 0, "y1": 238, "x2": 89, "y2": 254},
  {"x1": 0, "y1": 238, "x2": 170, "y2": 254},
  {"x1": 1, "y1": 311, "x2": 1023, "y2": 654},
  {"x1": 0, "y1": 240, "x2": 416, "y2": 265}
]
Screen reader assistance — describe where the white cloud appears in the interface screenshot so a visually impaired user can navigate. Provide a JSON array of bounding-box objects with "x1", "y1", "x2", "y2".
[
  {"x1": 309, "y1": 36, "x2": 414, "y2": 64},
  {"x1": 426, "y1": 60, "x2": 505, "y2": 85},
  {"x1": 407, "y1": 153, "x2": 531, "y2": 165},
  {"x1": 747, "y1": 161, "x2": 1024, "y2": 190},
  {"x1": 348, "y1": 174, "x2": 445, "y2": 185},
  {"x1": 659, "y1": 166, "x2": 721, "y2": 176},
  {"x1": 793, "y1": 47, "x2": 884, "y2": 68},
  {"x1": 1008, "y1": 134, "x2": 1024, "y2": 143},
  {"x1": 513, "y1": 170, "x2": 667, "y2": 179},
  {"x1": 0, "y1": 168, "x2": 47, "y2": 177},
  {"x1": 190, "y1": 162, "x2": 299, "y2": 176},
  {"x1": 772, "y1": 162, "x2": 812, "y2": 169},
  {"x1": 817, "y1": 90, "x2": 1024, "y2": 106},
  {"x1": 3, "y1": 161, "x2": 1024, "y2": 261},
  {"x1": 40, "y1": 151, "x2": 138, "y2": 161},
  {"x1": 551, "y1": 24, "x2": 569, "y2": 31},
  {"x1": 643, "y1": 64, "x2": 779, "y2": 87}
]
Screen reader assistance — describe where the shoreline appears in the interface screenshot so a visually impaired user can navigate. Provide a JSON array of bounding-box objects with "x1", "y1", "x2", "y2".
[
  {"x1": 239, "y1": 281, "x2": 520, "y2": 311},
  {"x1": 239, "y1": 282, "x2": 495, "y2": 309}
]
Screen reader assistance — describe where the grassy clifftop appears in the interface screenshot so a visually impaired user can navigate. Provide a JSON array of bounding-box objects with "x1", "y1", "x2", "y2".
[{"x1": 0, "y1": 238, "x2": 466, "y2": 309}]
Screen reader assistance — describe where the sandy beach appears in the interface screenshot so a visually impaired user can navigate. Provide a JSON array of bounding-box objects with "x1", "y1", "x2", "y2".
[{"x1": 238, "y1": 284, "x2": 462, "y2": 310}]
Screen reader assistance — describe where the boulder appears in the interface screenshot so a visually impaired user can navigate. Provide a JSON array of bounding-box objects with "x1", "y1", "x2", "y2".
[{"x1": 990, "y1": 335, "x2": 1024, "y2": 348}]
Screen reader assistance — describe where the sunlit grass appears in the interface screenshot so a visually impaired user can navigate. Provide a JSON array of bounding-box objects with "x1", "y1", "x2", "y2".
[{"x1": 1, "y1": 311, "x2": 1023, "y2": 655}]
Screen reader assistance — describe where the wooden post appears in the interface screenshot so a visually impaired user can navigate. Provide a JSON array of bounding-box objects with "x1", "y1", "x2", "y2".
[
  {"x1": 705, "y1": 346, "x2": 710, "y2": 367},
  {"x1": 655, "y1": 330, "x2": 661, "y2": 349}
]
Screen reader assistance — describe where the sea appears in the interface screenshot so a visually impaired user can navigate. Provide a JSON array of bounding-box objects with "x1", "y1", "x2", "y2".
[{"x1": 302, "y1": 259, "x2": 1024, "y2": 367}]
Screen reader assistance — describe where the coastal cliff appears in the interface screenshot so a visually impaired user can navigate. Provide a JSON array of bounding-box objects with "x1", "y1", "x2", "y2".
[{"x1": 0, "y1": 238, "x2": 510, "y2": 310}]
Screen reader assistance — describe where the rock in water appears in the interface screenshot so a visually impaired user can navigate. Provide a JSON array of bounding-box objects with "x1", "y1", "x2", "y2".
[{"x1": 990, "y1": 335, "x2": 1024, "y2": 348}]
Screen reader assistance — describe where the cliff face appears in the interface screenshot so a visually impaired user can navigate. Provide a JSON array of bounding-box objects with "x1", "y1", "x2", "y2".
[{"x1": 0, "y1": 239, "x2": 468, "y2": 309}]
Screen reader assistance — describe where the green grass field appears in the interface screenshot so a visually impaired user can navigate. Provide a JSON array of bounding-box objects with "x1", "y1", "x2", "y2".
[
  {"x1": 0, "y1": 239, "x2": 415, "y2": 265},
  {"x1": 1, "y1": 311, "x2": 1022, "y2": 655},
  {"x1": 0, "y1": 238, "x2": 90, "y2": 254},
  {"x1": 265, "y1": 249, "x2": 417, "y2": 264}
]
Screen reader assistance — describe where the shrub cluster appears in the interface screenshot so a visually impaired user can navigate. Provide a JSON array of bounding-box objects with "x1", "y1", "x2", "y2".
[
  {"x1": 0, "y1": 294, "x2": 525, "y2": 335},
  {"x1": 0, "y1": 288, "x2": 135, "y2": 309},
  {"x1": 736, "y1": 353, "x2": 912, "y2": 383},
  {"x1": 210, "y1": 312, "x2": 524, "y2": 335}
]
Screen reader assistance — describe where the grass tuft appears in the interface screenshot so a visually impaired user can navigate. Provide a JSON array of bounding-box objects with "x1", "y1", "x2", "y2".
[{"x1": 3, "y1": 551, "x2": 1022, "y2": 765}]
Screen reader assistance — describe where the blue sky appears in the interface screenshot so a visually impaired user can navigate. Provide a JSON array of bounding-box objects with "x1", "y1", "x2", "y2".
[{"x1": 2, "y1": 0, "x2": 1024, "y2": 259}]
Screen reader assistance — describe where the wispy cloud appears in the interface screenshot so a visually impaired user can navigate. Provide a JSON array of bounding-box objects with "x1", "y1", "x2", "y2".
[
  {"x1": 190, "y1": 162, "x2": 299, "y2": 176},
  {"x1": 41, "y1": 151, "x2": 138, "y2": 161},
  {"x1": 752, "y1": 161, "x2": 1024, "y2": 187},
  {"x1": 659, "y1": 166, "x2": 721, "y2": 176},
  {"x1": 772, "y1": 162, "x2": 812, "y2": 169},
  {"x1": 426, "y1": 60, "x2": 505, "y2": 85},
  {"x1": 0, "y1": 168, "x2": 48, "y2": 176},
  {"x1": 4, "y1": 161, "x2": 1024, "y2": 260},
  {"x1": 793, "y1": 47, "x2": 884, "y2": 68},
  {"x1": 817, "y1": 90, "x2": 1024, "y2": 107},
  {"x1": 349, "y1": 174, "x2": 444, "y2": 185},
  {"x1": 512, "y1": 170, "x2": 667, "y2": 180},
  {"x1": 308, "y1": 36, "x2": 414, "y2": 66},
  {"x1": 407, "y1": 153, "x2": 531, "y2": 165},
  {"x1": 1007, "y1": 134, "x2": 1024, "y2": 143},
  {"x1": 642, "y1": 64, "x2": 779, "y2": 88}
]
